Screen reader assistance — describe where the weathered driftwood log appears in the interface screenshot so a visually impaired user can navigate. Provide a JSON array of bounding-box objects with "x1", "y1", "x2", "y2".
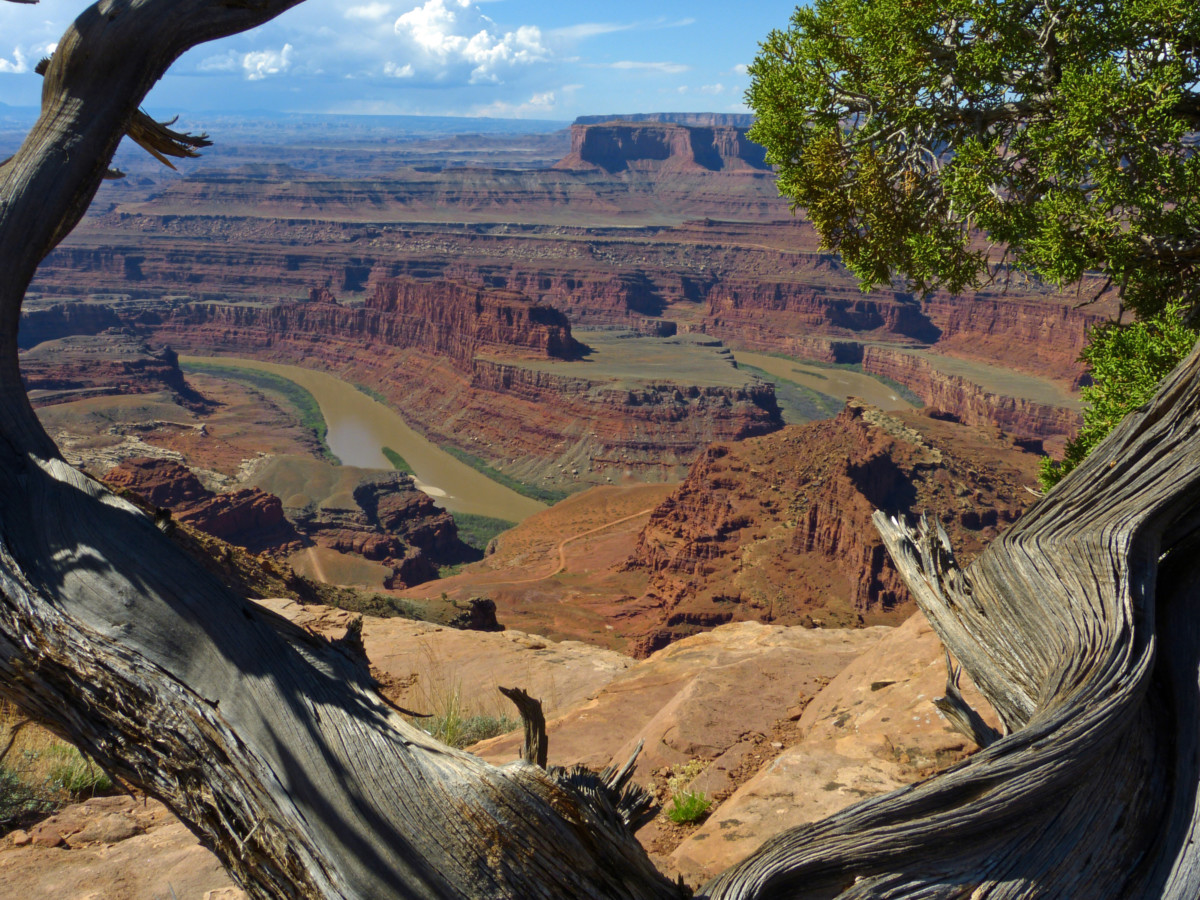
[{"x1": 3, "y1": 1, "x2": 1200, "y2": 898}]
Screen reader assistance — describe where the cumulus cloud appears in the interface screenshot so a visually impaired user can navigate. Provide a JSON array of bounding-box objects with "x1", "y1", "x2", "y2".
[
  {"x1": 392, "y1": 0, "x2": 550, "y2": 84},
  {"x1": 733, "y1": 63, "x2": 749, "y2": 75},
  {"x1": 242, "y1": 44, "x2": 294, "y2": 81},
  {"x1": 384, "y1": 61, "x2": 414, "y2": 78},
  {"x1": 0, "y1": 47, "x2": 27, "y2": 75}
]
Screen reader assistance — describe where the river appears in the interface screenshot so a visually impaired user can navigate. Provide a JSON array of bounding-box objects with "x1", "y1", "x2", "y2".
[
  {"x1": 182, "y1": 356, "x2": 547, "y2": 522},
  {"x1": 733, "y1": 350, "x2": 915, "y2": 411}
]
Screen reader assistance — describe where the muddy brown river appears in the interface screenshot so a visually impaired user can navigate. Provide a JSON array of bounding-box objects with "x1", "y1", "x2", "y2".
[{"x1": 184, "y1": 356, "x2": 547, "y2": 522}]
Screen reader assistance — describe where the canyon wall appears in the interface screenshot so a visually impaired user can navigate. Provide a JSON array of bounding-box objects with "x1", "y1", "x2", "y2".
[
  {"x1": 88, "y1": 282, "x2": 783, "y2": 489},
  {"x1": 623, "y1": 402, "x2": 1042, "y2": 655},
  {"x1": 152, "y1": 278, "x2": 581, "y2": 369},
  {"x1": 861, "y1": 347, "x2": 1082, "y2": 448}
]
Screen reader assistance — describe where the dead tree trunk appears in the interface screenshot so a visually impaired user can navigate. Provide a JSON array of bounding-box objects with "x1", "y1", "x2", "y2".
[{"x1": 4, "y1": 1, "x2": 1200, "y2": 898}]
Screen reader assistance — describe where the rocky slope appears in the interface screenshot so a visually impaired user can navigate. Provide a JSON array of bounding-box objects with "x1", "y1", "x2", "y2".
[{"x1": 621, "y1": 401, "x2": 1043, "y2": 654}]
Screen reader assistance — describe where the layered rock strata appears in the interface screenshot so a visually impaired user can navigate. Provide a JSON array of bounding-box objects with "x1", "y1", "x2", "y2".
[
  {"x1": 622, "y1": 401, "x2": 1042, "y2": 654},
  {"x1": 861, "y1": 346, "x2": 1082, "y2": 448},
  {"x1": 20, "y1": 333, "x2": 203, "y2": 409},
  {"x1": 98, "y1": 283, "x2": 782, "y2": 489},
  {"x1": 555, "y1": 121, "x2": 769, "y2": 174}
]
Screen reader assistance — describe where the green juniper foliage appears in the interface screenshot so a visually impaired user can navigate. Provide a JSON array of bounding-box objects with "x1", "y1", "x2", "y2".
[
  {"x1": 748, "y1": 1, "x2": 1200, "y2": 319},
  {"x1": 1041, "y1": 301, "x2": 1198, "y2": 487}
]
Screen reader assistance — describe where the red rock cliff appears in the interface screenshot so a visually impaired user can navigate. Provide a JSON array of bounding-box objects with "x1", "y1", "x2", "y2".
[
  {"x1": 555, "y1": 122, "x2": 769, "y2": 174},
  {"x1": 623, "y1": 402, "x2": 1042, "y2": 655},
  {"x1": 861, "y1": 346, "x2": 1082, "y2": 448},
  {"x1": 155, "y1": 277, "x2": 581, "y2": 369}
]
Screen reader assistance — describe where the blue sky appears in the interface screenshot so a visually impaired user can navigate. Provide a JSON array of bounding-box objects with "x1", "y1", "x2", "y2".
[{"x1": 0, "y1": 1, "x2": 797, "y2": 120}]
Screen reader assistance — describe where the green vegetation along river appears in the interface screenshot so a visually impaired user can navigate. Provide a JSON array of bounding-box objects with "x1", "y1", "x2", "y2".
[{"x1": 181, "y1": 356, "x2": 547, "y2": 522}]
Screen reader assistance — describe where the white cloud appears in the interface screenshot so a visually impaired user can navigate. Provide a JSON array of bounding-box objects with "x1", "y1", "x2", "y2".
[
  {"x1": 700, "y1": 83, "x2": 725, "y2": 95},
  {"x1": 473, "y1": 89, "x2": 557, "y2": 118},
  {"x1": 733, "y1": 63, "x2": 749, "y2": 75},
  {"x1": 606, "y1": 60, "x2": 689, "y2": 75},
  {"x1": 198, "y1": 53, "x2": 238, "y2": 73},
  {"x1": 0, "y1": 47, "x2": 27, "y2": 75},
  {"x1": 346, "y1": 3, "x2": 392, "y2": 21},
  {"x1": 242, "y1": 43, "x2": 294, "y2": 81},
  {"x1": 550, "y1": 22, "x2": 633, "y2": 41},
  {"x1": 384, "y1": 61, "x2": 414, "y2": 78},
  {"x1": 393, "y1": 0, "x2": 549, "y2": 84}
]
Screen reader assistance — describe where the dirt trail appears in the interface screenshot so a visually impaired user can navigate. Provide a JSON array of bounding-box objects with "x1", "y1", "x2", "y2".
[
  {"x1": 500, "y1": 506, "x2": 658, "y2": 584},
  {"x1": 306, "y1": 546, "x2": 329, "y2": 583}
]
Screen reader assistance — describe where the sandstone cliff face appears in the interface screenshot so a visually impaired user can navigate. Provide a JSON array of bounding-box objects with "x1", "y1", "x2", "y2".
[
  {"x1": 922, "y1": 295, "x2": 1102, "y2": 387},
  {"x1": 861, "y1": 346, "x2": 1082, "y2": 447},
  {"x1": 555, "y1": 122, "x2": 769, "y2": 174},
  {"x1": 623, "y1": 402, "x2": 1041, "y2": 655},
  {"x1": 155, "y1": 277, "x2": 581, "y2": 371},
  {"x1": 704, "y1": 281, "x2": 939, "y2": 345}
]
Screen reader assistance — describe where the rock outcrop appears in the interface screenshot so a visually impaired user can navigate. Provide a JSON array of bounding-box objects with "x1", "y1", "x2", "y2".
[
  {"x1": 622, "y1": 401, "x2": 1042, "y2": 654},
  {"x1": 555, "y1": 121, "x2": 769, "y2": 174},
  {"x1": 104, "y1": 457, "x2": 299, "y2": 554},
  {"x1": 105, "y1": 456, "x2": 464, "y2": 587},
  {"x1": 20, "y1": 332, "x2": 204, "y2": 409},
  {"x1": 667, "y1": 613, "x2": 998, "y2": 884}
]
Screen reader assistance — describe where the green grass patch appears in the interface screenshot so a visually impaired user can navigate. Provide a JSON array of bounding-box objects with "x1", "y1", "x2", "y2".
[
  {"x1": 352, "y1": 382, "x2": 389, "y2": 404},
  {"x1": 740, "y1": 363, "x2": 844, "y2": 424},
  {"x1": 665, "y1": 760, "x2": 713, "y2": 825},
  {"x1": 381, "y1": 446, "x2": 414, "y2": 475},
  {"x1": 182, "y1": 361, "x2": 341, "y2": 463},
  {"x1": 0, "y1": 766, "x2": 55, "y2": 832},
  {"x1": 440, "y1": 445, "x2": 569, "y2": 505},
  {"x1": 408, "y1": 684, "x2": 518, "y2": 749},
  {"x1": 453, "y1": 513, "x2": 517, "y2": 554}
]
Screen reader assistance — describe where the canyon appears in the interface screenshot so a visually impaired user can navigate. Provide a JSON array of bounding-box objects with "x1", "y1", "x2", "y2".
[
  {"x1": 21, "y1": 118, "x2": 1094, "y2": 495},
  {"x1": 3, "y1": 113, "x2": 1106, "y2": 894}
]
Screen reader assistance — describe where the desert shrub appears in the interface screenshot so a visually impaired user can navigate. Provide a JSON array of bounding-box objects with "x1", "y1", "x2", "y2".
[
  {"x1": 405, "y1": 679, "x2": 518, "y2": 750},
  {"x1": 0, "y1": 702, "x2": 113, "y2": 834},
  {"x1": 452, "y1": 513, "x2": 516, "y2": 554},
  {"x1": 665, "y1": 759, "x2": 712, "y2": 825},
  {"x1": 1040, "y1": 302, "x2": 1199, "y2": 489}
]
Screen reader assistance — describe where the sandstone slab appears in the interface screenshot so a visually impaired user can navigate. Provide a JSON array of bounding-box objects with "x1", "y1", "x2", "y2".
[{"x1": 669, "y1": 612, "x2": 999, "y2": 885}]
